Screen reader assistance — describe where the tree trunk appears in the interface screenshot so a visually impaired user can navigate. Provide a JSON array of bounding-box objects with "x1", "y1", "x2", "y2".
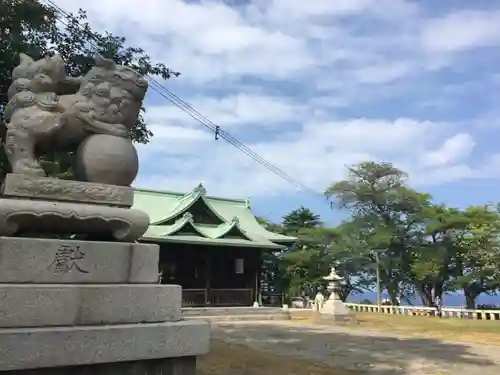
[
  {"x1": 416, "y1": 283, "x2": 433, "y2": 307},
  {"x1": 387, "y1": 287, "x2": 399, "y2": 305},
  {"x1": 433, "y1": 283, "x2": 443, "y2": 303},
  {"x1": 420, "y1": 292, "x2": 433, "y2": 307},
  {"x1": 464, "y1": 290, "x2": 476, "y2": 310},
  {"x1": 383, "y1": 275, "x2": 400, "y2": 305},
  {"x1": 339, "y1": 289, "x2": 349, "y2": 302}
]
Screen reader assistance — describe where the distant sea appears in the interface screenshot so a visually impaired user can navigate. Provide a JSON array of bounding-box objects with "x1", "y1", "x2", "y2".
[{"x1": 347, "y1": 291, "x2": 500, "y2": 308}]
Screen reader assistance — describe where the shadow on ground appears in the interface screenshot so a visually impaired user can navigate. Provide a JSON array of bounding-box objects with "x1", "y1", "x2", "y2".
[{"x1": 211, "y1": 321, "x2": 499, "y2": 375}]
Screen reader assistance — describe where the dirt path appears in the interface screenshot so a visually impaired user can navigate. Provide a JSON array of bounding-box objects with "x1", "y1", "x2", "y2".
[{"x1": 211, "y1": 321, "x2": 500, "y2": 375}]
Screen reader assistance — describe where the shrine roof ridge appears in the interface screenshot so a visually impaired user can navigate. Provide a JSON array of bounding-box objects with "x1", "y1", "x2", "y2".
[
  {"x1": 132, "y1": 183, "x2": 296, "y2": 247},
  {"x1": 133, "y1": 186, "x2": 250, "y2": 205}
]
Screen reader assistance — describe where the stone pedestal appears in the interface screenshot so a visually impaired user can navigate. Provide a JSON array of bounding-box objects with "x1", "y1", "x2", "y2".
[
  {"x1": 0, "y1": 237, "x2": 210, "y2": 373},
  {"x1": 1, "y1": 53, "x2": 209, "y2": 373},
  {"x1": 1, "y1": 357, "x2": 197, "y2": 375},
  {"x1": 0, "y1": 177, "x2": 210, "y2": 374}
]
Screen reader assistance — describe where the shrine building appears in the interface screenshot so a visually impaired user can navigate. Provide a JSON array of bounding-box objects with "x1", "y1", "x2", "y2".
[{"x1": 132, "y1": 183, "x2": 296, "y2": 307}]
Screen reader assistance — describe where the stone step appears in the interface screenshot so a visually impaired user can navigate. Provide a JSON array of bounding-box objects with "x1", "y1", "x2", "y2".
[
  {"x1": 186, "y1": 314, "x2": 290, "y2": 322},
  {"x1": 0, "y1": 320, "x2": 209, "y2": 371},
  {"x1": 182, "y1": 307, "x2": 291, "y2": 322},
  {"x1": 182, "y1": 307, "x2": 285, "y2": 316},
  {"x1": 0, "y1": 284, "x2": 181, "y2": 328}
]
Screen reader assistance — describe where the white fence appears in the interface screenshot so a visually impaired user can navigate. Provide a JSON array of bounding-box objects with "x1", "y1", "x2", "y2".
[{"x1": 344, "y1": 303, "x2": 500, "y2": 321}]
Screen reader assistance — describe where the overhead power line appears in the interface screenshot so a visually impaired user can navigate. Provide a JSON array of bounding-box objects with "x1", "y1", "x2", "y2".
[{"x1": 40, "y1": 0, "x2": 325, "y2": 198}]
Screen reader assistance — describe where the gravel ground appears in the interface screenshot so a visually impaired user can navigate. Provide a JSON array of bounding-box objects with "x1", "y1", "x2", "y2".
[{"x1": 211, "y1": 321, "x2": 500, "y2": 375}]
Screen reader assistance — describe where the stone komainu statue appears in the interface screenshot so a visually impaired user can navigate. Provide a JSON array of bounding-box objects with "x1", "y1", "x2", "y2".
[{"x1": 3, "y1": 53, "x2": 148, "y2": 176}]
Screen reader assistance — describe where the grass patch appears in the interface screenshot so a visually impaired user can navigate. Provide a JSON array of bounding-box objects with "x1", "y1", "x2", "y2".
[
  {"x1": 292, "y1": 310, "x2": 500, "y2": 345},
  {"x1": 354, "y1": 312, "x2": 500, "y2": 344},
  {"x1": 197, "y1": 340, "x2": 357, "y2": 375}
]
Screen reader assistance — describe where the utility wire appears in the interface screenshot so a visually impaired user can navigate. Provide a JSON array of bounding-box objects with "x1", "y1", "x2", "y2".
[{"x1": 41, "y1": 0, "x2": 325, "y2": 198}]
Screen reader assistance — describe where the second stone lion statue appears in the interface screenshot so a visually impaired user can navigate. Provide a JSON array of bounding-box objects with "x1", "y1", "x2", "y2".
[{"x1": 3, "y1": 53, "x2": 148, "y2": 176}]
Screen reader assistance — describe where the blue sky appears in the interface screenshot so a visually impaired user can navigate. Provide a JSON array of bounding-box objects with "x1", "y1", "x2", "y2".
[{"x1": 57, "y1": 0, "x2": 500, "y2": 224}]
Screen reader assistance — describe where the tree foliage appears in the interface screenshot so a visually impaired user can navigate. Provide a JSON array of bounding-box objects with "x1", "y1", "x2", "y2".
[
  {"x1": 265, "y1": 206, "x2": 373, "y2": 303},
  {"x1": 325, "y1": 162, "x2": 430, "y2": 304},
  {"x1": 281, "y1": 206, "x2": 322, "y2": 234},
  {"x1": 265, "y1": 161, "x2": 500, "y2": 309},
  {"x1": 323, "y1": 161, "x2": 500, "y2": 308}
]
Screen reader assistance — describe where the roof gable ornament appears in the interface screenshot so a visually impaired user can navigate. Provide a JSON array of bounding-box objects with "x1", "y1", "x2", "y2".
[
  {"x1": 230, "y1": 216, "x2": 240, "y2": 225},
  {"x1": 244, "y1": 199, "x2": 251, "y2": 208},
  {"x1": 174, "y1": 211, "x2": 194, "y2": 225},
  {"x1": 182, "y1": 212, "x2": 194, "y2": 222},
  {"x1": 169, "y1": 211, "x2": 210, "y2": 237},
  {"x1": 192, "y1": 183, "x2": 207, "y2": 197}
]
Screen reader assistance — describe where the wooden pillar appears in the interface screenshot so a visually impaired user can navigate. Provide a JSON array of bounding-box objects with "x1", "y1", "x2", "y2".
[
  {"x1": 254, "y1": 250, "x2": 262, "y2": 304},
  {"x1": 204, "y1": 247, "x2": 212, "y2": 305}
]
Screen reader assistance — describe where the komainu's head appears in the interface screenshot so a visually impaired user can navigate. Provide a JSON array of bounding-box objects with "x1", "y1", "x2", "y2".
[
  {"x1": 80, "y1": 55, "x2": 148, "y2": 100},
  {"x1": 113, "y1": 64, "x2": 149, "y2": 102},
  {"x1": 12, "y1": 53, "x2": 66, "y2": 84},
  {"x1": 79, "y1": 55, "x2": 149, "y2": 128}
]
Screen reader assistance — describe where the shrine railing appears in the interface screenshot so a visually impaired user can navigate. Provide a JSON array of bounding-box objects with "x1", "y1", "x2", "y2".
[
  {"x1": 182, "y1": 288, "x2": 253, "y2": 307},
  {"x1": 210, "y1": 288, "x2": 253, "y2": 306},
  {"x1": 344, "y1": 303, "x2": 500, "y2": 320},
  {"x1": 182, "y1": 289, "x2": 205, "y2": 307}
]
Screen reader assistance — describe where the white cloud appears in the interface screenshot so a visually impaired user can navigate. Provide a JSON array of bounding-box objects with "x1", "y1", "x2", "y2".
[
  {"x1": 353, "y1": 62, "x2": 415, "y2": 84},
  {"x1": 421, "y1": 10, "x2": 500, "y2": 53},
  {"x1": 143, "y1": 94, "x2": 310, "y2": 129},
  {"x1": 56, "y1": 0, "x2": 426, "y2": 87},
  {"x1": 268, "y1": 0, "x2": 375, "y2": 18},
  {"x1": 420, "y1": 133, "x2": 476, "y2": 167},
  {"x1": 50, "y1": 0, "x2": 500, "y2": 199},
  {"x1": 266, "y1": 0, "x2": 419, "y2": 21},
  {"x1": 58, "y1": 0, "x2": 315, "y2": 83},
  {"x1": 410, "y1": 164, "x2": 477, "y2": 186},
  {"x1": 135, "y1": 111, "x2": 455, "y2": 197}
]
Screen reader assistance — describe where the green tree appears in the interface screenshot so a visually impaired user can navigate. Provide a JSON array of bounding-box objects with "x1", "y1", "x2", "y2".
[
  {"x1": 280, "y1": 226, "x2": 335, "y2": 298},
  {"x1": 282, "y1": 206, "x2": 322, "y2": 234},
  {"x1": 325, "y1": 161, "x2": 430, "y2": 304},
  {"x1": 280, "y1": 220, "x2": 374, "y2": 302},
  {"x1": 255, "y1": 216, "x2": 289, "y2": 301},
  {"x1": 0, "y1": 1, "x2": 179, "y2": 179},
  {"x1": 256, "y1": 216, "x2": 284, "y2": 234},
  {"x1": 324, "y1": 161, "x2": 500, "y2": 308},
  {"x1": 0, "y1": 0, "x2": 57, "y2": 176},
  {"x1": 332, "y1": 220, "x2": 376, "y2": 301},
  {"x1": 276, "y1": 208, "x2": 327, "y2": 300},
  {"x1": 453, "y1": 205, "x2": 500, "y2": 308},
  {"x1": 412, "y1": 204, "x2": 500, "y2": 308},
  {"x1": 410, "y1": 204, "x2": 460, "y2": 306}
]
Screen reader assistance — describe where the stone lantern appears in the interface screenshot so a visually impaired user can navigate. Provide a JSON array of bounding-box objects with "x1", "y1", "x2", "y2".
[
  {"x1": 318, "y1": 266, "x2": 357, "y2": 324},
  {"x1": 323, "y1": 266, "x2": 343, "y2": 301}
]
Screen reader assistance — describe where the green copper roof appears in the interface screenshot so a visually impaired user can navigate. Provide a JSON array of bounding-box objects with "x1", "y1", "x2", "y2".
[{"x1": 133, "y1": 184, "x2": 296, "y2": 249}]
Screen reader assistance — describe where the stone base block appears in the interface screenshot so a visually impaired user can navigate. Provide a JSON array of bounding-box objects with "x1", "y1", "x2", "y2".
[
  {"x1": 0, "y1": 197, "x2": 148, "y2": 242},
  {"x1": 1, "y1": 356, "x2": 197, "y2": 375},
  {"x1": 314, "y1": 312, "x2": 357, "y2": 325},
  {"x1": 0, "y1": 284, "x2": 181, "y2": 328},
  {"x1": 2, "y1": 174, "x2": 134, "y2": 208},
  {"x1": 0, "y1": 237, "x2": 158, "y2": 283},
  {"x1": 319, "y1": 299, "x2": 357, "y2": 324},
  {"x1": 0, "y1": 320, "x2": 210, "y2": 371}
]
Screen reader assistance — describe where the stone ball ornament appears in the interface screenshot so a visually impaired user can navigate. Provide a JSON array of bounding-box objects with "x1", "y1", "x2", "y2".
[{"x1": 74, "y1": 134, "x2": 139, "y2": 186}]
